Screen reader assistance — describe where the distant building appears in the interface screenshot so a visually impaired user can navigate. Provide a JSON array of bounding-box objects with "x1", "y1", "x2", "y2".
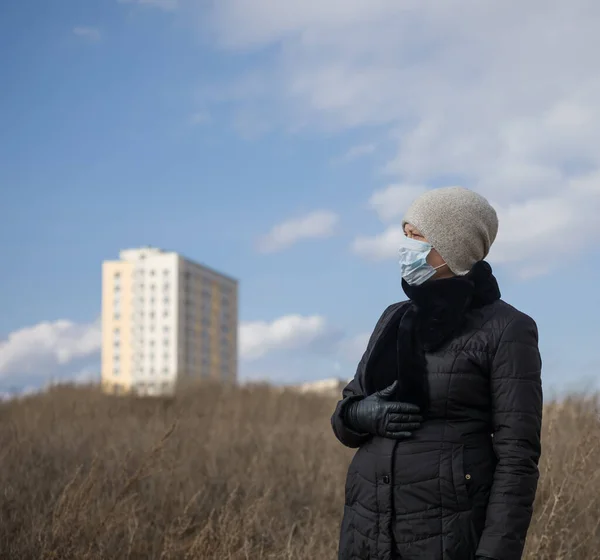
[
  {"x1": 289, "y1": 377, "x2": 352, "y2": 398},
  {"x1": 101, "y1": 247, "x2": 238, "y2": 396}
]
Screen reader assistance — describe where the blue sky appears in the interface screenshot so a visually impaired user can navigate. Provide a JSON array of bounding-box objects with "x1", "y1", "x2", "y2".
[{"x1": 1, "y1": 0, "x2": 599, "y2": 396}]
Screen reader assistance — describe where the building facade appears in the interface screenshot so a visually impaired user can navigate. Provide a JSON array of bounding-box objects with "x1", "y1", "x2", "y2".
[{"x1": 101, "y1": 247, "x2": 237, "y2": 396}]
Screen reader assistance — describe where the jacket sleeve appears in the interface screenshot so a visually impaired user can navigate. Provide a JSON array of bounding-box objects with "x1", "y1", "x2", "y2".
[
  {"x1": 476, "y1": 314, "x2": 543, "y2": 560},
  {"x1": 330, "y1": 304, "x2": 397, "y2": 448}
]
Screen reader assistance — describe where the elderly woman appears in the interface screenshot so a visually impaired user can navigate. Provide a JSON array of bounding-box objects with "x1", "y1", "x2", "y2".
[{"x1": 331, "y1": 187, "x2": 542, "y2": 560}]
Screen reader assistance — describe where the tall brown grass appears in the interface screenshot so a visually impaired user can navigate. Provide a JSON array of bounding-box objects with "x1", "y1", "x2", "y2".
[{"x1": 0, "y1": 381, "x2": 599, "y2": 559}]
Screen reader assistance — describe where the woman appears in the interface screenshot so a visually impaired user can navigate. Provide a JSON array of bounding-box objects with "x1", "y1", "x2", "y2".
[{"x1": 331, "y1": 187, "x2": 542, "y2": 560}]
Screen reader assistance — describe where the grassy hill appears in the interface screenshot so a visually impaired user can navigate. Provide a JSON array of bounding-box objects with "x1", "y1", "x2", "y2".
[{"x1": 0, "y1": 381, "x2": 599, "y2": 559}]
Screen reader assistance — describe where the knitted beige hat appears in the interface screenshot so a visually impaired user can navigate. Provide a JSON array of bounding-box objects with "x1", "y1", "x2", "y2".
[{"x1": 402, "y1": 187, "x2": 499, "y2": 276}]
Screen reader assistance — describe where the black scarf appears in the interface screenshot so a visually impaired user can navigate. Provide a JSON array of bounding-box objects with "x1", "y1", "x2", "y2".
[{"x1": 366, "y1": 261, "x2": 501, "y2": 412}]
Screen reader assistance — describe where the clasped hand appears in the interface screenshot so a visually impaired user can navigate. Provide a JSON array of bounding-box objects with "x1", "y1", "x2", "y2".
[{"x1": 344, "y1": 380, "x2": 423, "y2": 440}]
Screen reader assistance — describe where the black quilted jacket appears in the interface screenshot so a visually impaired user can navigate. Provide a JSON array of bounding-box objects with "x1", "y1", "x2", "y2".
[{"x1": 331, "y1": 299, "x2": 543, "y2": 560}]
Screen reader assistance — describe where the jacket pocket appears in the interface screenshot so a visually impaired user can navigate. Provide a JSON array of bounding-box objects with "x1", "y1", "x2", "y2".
[{"x1": 451, "y1": 444, "x2": 471, "y2": 510}]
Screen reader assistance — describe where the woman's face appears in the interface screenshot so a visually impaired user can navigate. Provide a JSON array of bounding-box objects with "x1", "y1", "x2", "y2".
[{"x1": 403, "y1": 223, "x2": 454, "y2": 279}]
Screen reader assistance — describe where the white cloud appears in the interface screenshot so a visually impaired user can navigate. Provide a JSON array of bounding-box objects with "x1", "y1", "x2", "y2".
[
  {"x1": 354, "y1": 182, "x2": 600, "y2": 275},
  {"x1": 368, "y1": 184, "x2": 426, "y2": 222},
  {"x1": 239, "y1": 314, "x2": 329, "y2": 360},
  {"x1": 0, "y1": 314, "x2": 377, "y2": 389},
  {"x1": 334, "y1": 143, "x2": 376, "y2": 164},
  {"x1": 118, "y1": 0, "x2": 178, "y2": 11},
  {"x1": 202, "y1": 0, "x2": 600, "y2": 276},
  {"x1": 0, "y1": 319, "x2": 101, "y2": 384},
  {"x1": 72, "y1": 27, "x2": 101, "y2": 41},
  {"x1": 0, "y1": 313, "x2": 340, "y2": 389},
  {"x1": 351, "y1": 225, "x2": 403, "y2": 261},
  {"x1": 257, "y1": 210, "x2": 339, "y2": 253}
]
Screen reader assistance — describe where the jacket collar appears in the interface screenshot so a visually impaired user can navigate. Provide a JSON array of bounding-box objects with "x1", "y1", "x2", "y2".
[{"x1": 400, "y1": 260, "x2": 501, "y2": 350}]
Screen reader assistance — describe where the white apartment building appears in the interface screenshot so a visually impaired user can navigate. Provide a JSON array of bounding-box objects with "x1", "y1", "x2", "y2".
[{"x1": 101, "y1": 247, "x2": 238, "y2": 396}]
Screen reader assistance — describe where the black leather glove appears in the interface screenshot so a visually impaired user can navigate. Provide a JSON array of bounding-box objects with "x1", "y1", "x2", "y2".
[{"x1": 343, "y1": 380, "x2": 422, "y2": 439}]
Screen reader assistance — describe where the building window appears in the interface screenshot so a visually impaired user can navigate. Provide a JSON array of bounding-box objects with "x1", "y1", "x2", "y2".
[
  {"x1": 113, "y1": 366, "x2": 120, "y2": 375},
  {"x1": 114, "y1": 312, "x2": 121, "y2": 320}
]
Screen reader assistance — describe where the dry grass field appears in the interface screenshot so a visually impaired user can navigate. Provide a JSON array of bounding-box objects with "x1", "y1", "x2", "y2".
[{"x1": 0, "y1": 380, "x2": 599, "y2": 559}]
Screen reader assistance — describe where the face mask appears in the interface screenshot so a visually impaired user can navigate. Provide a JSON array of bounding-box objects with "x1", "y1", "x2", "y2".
[{"x1": 398, "y1": 236, "x2": 447, "y2": 286}]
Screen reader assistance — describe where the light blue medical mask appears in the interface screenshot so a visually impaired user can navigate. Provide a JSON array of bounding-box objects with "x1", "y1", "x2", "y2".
[{"x1": 398, "y1": 235, "x2": 447, "y2": 286}]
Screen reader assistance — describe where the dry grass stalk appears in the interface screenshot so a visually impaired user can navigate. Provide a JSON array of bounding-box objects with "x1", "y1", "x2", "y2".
[{"x1": 0, "y1": 381, "x2": 598, "y2": 559}]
